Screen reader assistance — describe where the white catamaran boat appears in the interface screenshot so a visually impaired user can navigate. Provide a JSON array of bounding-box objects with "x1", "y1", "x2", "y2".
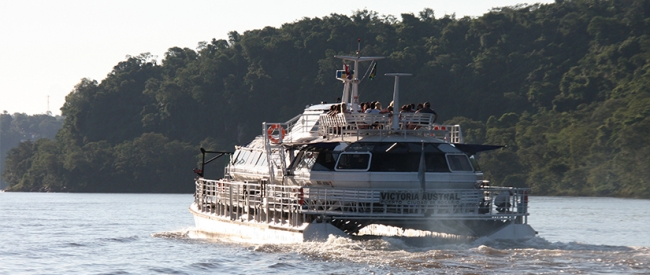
[{"x1": 189, "y1": 46, "x2": 537, "y2": 243}]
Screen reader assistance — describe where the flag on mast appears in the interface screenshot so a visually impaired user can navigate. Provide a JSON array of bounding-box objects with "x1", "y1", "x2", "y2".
[
  {"x1": 345, "y1": 64, "x2": 352, "y2": 79},
  {"x1": 369, "y1": 62, "x2": 377, "y2": 80}
]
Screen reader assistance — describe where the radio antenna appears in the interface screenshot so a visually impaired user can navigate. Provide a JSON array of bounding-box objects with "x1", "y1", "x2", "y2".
[
  {"x1": 46, "y1": 95, "x2": 51, "y2": 116},
  {"x1": 356, "y1": 38, "x2": 361, "y2": 57}
]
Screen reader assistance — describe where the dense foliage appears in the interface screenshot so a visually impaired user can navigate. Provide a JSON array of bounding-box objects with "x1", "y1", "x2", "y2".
[
  {"x1": 0, "y1": 112, "x2": 63, "y2": 189},
  {"x1": 2, "y1": 0, "x2": 649, "y2": 197}
]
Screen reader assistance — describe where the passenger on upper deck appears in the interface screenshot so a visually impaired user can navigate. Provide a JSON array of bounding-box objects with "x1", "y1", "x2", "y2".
[
  {"x1": 379, "y1": 107, "x2": 390, "y2": 114},
  {"x1": 365, "y1": 102, "x2": 381, "y2": 114},
  {"x1": 415, "y1": 102, "x2": 438, "y2": 123},
  {"x1": 340, "y1": 102, "x2": 349, "y2": 113},
  {"x1": 399, "y1": 104, "x2": 413, "y2": 114},
  {"x1": 327, "y1": 104, "x2": 339, "y2": 116},
  {"x1": 401, "y1": 104, "x2": 416, "y2": 129},
  {"x1": 380, "y1": 101, "x2": 393, "y2": 114},
  {"x1": 364, "y1": 102, "x2": 375, "y2": 114},
  {"x1": 360, "y1": 102, "x2": 368, "y2": 113}
]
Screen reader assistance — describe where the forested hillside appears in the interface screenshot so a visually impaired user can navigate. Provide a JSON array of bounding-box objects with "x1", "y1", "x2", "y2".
[
  {"x1": 0, "y1": 112, "x2": 63, "y2": 189},
  {"x1": 3, "y1": 0, "x2": 649, "y2": 197}
]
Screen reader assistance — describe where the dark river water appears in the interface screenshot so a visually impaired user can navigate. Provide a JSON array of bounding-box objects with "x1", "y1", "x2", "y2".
[{"x1": 1, "y1": 192, "x2": 648, "y2": 274}]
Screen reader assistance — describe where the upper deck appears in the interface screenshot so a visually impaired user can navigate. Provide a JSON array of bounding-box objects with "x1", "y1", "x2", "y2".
[
  {"x1": 318, "y1": 112, "x2": 462, "y2": 143},
  {"x1": 268, "y1": 110, "x2": 463, "y2": 145}
]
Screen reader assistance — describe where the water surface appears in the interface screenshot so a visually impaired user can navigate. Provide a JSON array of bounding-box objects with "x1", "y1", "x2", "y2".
[{"x1": 1, "y1": 193, "x2": 648, "y2": 274}]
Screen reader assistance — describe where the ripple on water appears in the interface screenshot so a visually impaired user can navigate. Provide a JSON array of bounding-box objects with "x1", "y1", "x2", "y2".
[
  {"x1": 149, "y1": 267, "x2": 188, "y2": 274},
  {"x1": 188, "y1": 262, "x2": 221, "y2": 271},
  {"x1": 268, "y1": 262, "x2": 296, "y2": 269},
  {"x1": 95, "y1": 271, "x2": 131, "y2": 275},
  {"x1": 100, "y1": 236, "x2": 140, "y2": 243}
]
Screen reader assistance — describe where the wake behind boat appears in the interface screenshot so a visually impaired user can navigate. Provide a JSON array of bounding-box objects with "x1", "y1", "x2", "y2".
[{"x1": 189, "y1": 43, "x2": 536, "y2": 243}]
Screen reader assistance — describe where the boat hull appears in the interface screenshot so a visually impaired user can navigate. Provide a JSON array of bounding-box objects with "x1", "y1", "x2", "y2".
[
  {"x1": 189, "y1": 203, "x2": 346, "y2": 243},
  {"x1": 189, "y1": 202, "x2": 536, "y2": 243}
]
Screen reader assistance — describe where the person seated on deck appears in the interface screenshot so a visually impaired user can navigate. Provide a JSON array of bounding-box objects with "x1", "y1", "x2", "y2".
[
  {"x1": 379, "y1": 101, "x2": 393, "y2": 114},
  {"x1": 327, "y1": 104, "x2": 339, "y2": 116},
  {"x1": 360, "y1": 102, "x2": 368, "y2": 113},
  {"x1": 494, "y1": 190, "x2": 513, "y2": 213},
  {"x1": 383, "y1": 106, "x2": 393, "y2": 116},
  {"x1": 355, "y1": 102, "x2": 370, "y2": 129},
  {"x1": 373, "y1": 102, "x2": 383, "y2": 113},
  {"x1": 415, "y1": 101, "x2": 438, "y2": 123},
  {"x1": 365, "y1": 102, "x2": 380, "y2": 114},
  {"x1": 415, "y1": 103, "x2": 423, "y2": 112},
  {"x1": 367, "y1": 102, "x2": 385, "y2": 128},
  {"x1": 340, "y1": 102, "x2": 349, "y2": 114},
  {"x1": 400, "y1": 105, "x2": 417, "y2": 129}
]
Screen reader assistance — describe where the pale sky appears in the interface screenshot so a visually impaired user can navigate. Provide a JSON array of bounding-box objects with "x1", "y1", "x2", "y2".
[{"x1": 0, "y1": 0, "x2": 553, "y2": 116}]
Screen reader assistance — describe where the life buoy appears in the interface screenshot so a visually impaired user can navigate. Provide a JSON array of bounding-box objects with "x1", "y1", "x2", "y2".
[{"x1": 267, "y1": 124, "x2": 286, "y2": 144}]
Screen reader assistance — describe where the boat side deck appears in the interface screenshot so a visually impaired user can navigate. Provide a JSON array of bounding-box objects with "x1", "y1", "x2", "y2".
[{"x1": 194, "y1": 178, "x2": 530, "y2": 227}]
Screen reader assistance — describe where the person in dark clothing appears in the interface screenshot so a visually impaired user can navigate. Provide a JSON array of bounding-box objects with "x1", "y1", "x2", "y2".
[{"x1": 415, "y1": 102, "x2": 438, "y2": 123}]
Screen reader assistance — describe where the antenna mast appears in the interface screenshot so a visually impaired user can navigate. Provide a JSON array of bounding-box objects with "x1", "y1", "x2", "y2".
[
  {"x1": 46, "y1": 95, "x2": 51, "y2": 116},
  {"x1": 385, "y1": 73, "x2": 412, "y2": 130},
  {"x1": 334, "y1": 39, "x2": 385, "y2": 112}
]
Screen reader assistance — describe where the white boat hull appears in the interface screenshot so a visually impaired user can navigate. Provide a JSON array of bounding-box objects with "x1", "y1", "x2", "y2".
[
  {"x1": 190, "y1": 202, "x2": 535, "y2": 242},
  {"x1": 189, "y1": 203, "x2": 346, "y2": 243}
]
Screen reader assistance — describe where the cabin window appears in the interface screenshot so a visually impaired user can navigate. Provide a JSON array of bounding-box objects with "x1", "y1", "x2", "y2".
[
  {"x1": 447, "y1": 154, "x2": 473, "y2": 171},
  {"x1": 345, "y1": 142, "x2": 450, "y2": 172},
  {"x1": 335, "y1": 153, "x2": 371, "y2": 171},
  {"x1": 345, "y1": 142, "x2": 377, "y2": 152},
  {"x1": 312, "y1": 152, "x2": 338, "y2": 171},
  {"x1": 368, "y1": 143, "x2": 417, "y2": 172},
  {"x1": 310, "y1": 120, "x2": 320, "y2": 132},
  {"x1": 235, "y1": 150, "x2": 250, "y2": 165},
  {"x1": 294, "y1": 143, "x2": 343, "y2": 172},
  {"x1": 231, "y1": 151, "x2": 241, "y2": 165},
  {"x1": 425, "y1": 153, "x2": 451, "y2": 172},
  {"x1": 255, "y1": 153, "x2": 268, "y2": 167},
  {"x1": 247, "y1": 152, "x2": 261, "y2": 166},
  {"x1": 469, "y1": 155, "x2": 481, "y2": 171},
  {"x1": 297, "y1": 152, "x2": 318, "y2": 169}
]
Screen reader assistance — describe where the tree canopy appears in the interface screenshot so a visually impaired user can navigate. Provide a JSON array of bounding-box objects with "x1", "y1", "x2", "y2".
[
  {"x1": 2, "y1": 0, "x2": 650, "y2": 197},
  {"x1": 0, "y1": 111, "x2": 63, "y2": 189}
]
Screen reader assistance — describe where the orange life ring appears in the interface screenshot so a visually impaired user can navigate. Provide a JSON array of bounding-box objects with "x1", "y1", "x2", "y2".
[{"x1": 267, "y1": 124, "x2": 286, "y2": 143}]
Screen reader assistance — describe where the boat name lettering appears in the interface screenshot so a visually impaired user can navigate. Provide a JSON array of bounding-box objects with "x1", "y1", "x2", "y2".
[{"x1": 379, "y1": 191, "x2": 461, "y2": 205}]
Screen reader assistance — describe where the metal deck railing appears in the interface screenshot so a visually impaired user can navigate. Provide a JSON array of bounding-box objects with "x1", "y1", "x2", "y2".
[
  {"x1": 317, "y1": 113, "x2": 463, "y2": 143},
  {"x1": 194, "y1": 179, "x2": 530, "y2": 226},
  {"x1": 260, "y1": 112, "x2": 464, "y2": 146}
]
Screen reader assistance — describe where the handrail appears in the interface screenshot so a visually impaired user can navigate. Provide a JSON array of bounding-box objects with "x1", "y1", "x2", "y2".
[
  {"x1": 194, "y1": 178, "x2": 530, "y2": 224},
  {"x1": 194, "y1": 148, "x2": 233, "y2": 177},
  {"x1": 316, "y1": 113, "x2": 463, "y2": 143}
]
